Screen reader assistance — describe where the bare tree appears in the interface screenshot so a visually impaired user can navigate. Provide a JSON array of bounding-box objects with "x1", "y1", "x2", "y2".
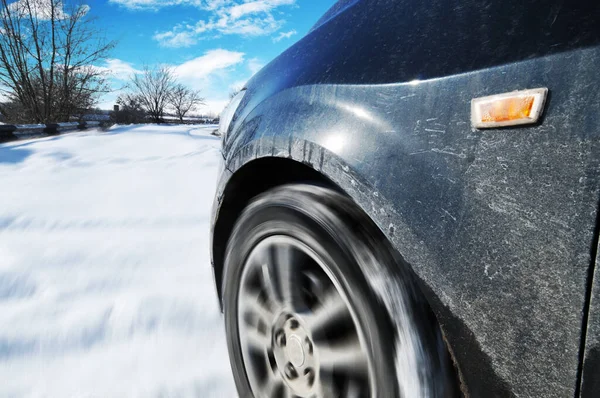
[
  {"x1": 169, "y1": 84, "x2": 204, "y2": 123},
  {"x1": 128, "y1": 66, "x2": 176, "y2": 123},
  {"x1": 114, "y1": 93, "x2": 146, "y2": 124},
  {"x1": 0, "y1": 0, "x2": 115, "y2": 123}
]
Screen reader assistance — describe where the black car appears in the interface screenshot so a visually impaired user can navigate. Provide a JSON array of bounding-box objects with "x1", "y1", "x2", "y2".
[{"x1": 210, "y1": 1, "x2": 600, "y2": 397}]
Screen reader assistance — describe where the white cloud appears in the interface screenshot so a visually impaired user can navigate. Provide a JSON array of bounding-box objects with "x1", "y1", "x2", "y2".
[
  {"x1": 174, "y1": 49, "x2": 245, "y2": 116},
  {"x1": 109, "y1": 0, "x2": 293, "y2": 13},
  {"x1": 80, "y1": 4, "x2": 91, "y2": 15},
  {"x1": 98, "y1": 59, "x2": 142, "y2": 80},
  {"x1": 145, "y1": 0, "x2": 296, "y2": 48},
  {"x1": 229, "y1": 0, "x2": 295, "y2": 20},
  {"x1": 173, "y1": 48, "x2": 244, "y2": 81},
  {"x1": 248, "y1": 57, "x2": 264, "y2": 74},
  {"x1": 107, "y1": 0, "x2": 203, "y2": 11},
  {"x1": 153, "y1": 30, "x2": 198, "y2": 48},
  {"x1": 95, "y1": 59, "x2": 141, "y2": 109},
  {"x1": 272, "y1": 29, "x2": 297, "y2": 42},
  {"x1": 5, "y1": 0, "x2": 73, "y2": 20}
]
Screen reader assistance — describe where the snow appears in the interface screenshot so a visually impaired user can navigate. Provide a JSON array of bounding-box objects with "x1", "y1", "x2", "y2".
[{"x1": 0, "y1": 124, "x2": 236, "y2": 397}]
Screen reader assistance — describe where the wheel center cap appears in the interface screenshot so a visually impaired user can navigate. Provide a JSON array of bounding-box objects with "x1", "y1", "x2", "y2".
[{"x1": 286, "y1": 335, "x2": 305, "y2": 367}]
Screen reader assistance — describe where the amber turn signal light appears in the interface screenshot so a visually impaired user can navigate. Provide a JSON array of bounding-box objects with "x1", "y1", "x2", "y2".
[{"x1": 471, "y1": 88, "x2": 548, "y2": 129}]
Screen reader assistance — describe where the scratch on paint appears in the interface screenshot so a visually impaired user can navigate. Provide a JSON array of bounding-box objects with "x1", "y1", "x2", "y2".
[
  {"x1": 431, "y1": 148, "x2": 467, "y2": 158},
  {"x1": 409, "y1": 148, "x2": 467, "y2": 158},
  {"x1": 400, "y1": 94, "x2": 417, "y2": 100},
  {"x1": 441, "y1": 208, "x2": 457, "y2": 222},
  {"x1": 425, "y1": 128, "x2": 446, "y2": 133}
]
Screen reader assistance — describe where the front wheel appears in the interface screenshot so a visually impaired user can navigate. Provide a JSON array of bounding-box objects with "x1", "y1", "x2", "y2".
[{"x1": 222, "y1": 184, "x2": 458, "y2": 398}]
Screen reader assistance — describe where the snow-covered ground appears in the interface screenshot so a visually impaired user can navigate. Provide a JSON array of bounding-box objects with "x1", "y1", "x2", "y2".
[{"x1": 0, "y1": 125, "x2": 236, "y2": 397}]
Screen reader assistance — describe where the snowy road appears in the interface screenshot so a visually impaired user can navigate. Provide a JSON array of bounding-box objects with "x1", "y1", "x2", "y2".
[{"x1": 0, "y1": 125, "x2": 237, "y2": 397}]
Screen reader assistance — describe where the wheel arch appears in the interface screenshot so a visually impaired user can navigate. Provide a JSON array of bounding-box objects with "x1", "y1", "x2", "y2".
[{"x1": 212, "y1": 155, "x2": 342, "y2": 303}]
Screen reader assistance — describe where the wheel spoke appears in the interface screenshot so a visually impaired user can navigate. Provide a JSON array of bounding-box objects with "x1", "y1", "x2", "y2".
[
  {"x1": 262, "y1": 371, "x2": 287, "y2": 398},
  {"x1": 267, "y1": 242, "x2": 302, "y2": 309},
  {"x1": 274, "y1": 243, "x2": 295, "y2": 306},
  {"x1": 261, "y1": 261, "x2": 280, "y2": 309},
  {"x1": 247, "y1": 244, "x2": 280, "y2": 308},
  {"x1": 304, "y1": 287, "x2": 350, "y2": 336},
  {"x1": 318, "y1": 337, "x2": 369, "y2": 376},
  {"x1": 244, "y1": 326, "x2": 270, "y2": 352},
  {"x1": 281, "y1": 386, "x2": 295, "y2": 398},
  {"x1": 241, "y1": 291, "x2": 276, "y2": 325},
  {"x1": 316, "y1": 374, "x2": 339, "y2": 397},
  {"x1": 344, "y1": 378, "x2": 362, "y2": 398}
]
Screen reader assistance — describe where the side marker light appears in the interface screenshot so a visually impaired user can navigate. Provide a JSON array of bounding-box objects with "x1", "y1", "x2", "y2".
[{"x1": 471, "y1": 88, "x2": 548, "y2": 129}]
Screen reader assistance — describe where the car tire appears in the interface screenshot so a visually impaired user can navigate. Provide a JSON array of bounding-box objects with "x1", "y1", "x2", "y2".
[{"x1": 222, "y1": 184, "x2": 458, "y2": 398}]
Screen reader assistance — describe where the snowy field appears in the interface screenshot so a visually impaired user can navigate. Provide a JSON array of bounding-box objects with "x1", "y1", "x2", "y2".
[{"x1": 0, "y1": 125, "x2": 237, "y2": 397}]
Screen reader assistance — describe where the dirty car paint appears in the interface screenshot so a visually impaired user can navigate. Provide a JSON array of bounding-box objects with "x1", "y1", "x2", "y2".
[{"x1": 213, "y1": 1, "x2": 600, "y2": 396}]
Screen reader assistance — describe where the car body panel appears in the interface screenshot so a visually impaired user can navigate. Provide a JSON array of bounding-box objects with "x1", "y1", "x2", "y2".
[
  {"x1": 581, "y1": 249, "x2": 600, "y2": 397},
  {"x1": 212, "y1": 1, "x2": 600, "y2": 396}
]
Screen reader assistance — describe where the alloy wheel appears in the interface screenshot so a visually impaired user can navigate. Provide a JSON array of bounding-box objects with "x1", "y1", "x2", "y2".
[{"x1": 237, "y1": 235, "x2": 374, "y2": 398}]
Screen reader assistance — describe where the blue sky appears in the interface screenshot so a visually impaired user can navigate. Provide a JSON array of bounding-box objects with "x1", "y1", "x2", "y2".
[{"x1": 84, "y1": 0, "x2": 335, "y2": 115}]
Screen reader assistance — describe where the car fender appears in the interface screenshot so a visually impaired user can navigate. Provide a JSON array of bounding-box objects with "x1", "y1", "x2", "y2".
[{"x1": 213, "y1": 85, "x2": 518, "y2": 397}]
